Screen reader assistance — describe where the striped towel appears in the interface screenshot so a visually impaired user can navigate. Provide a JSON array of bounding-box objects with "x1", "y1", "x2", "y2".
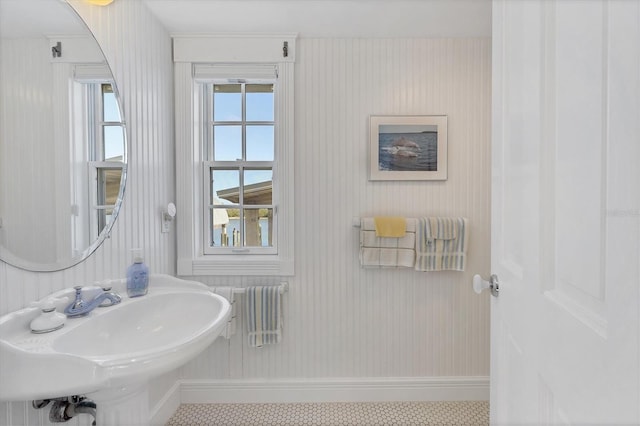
[
  {"x1": 245, "y1": 286, "x2": 282, "y2": 347},
  {"x1": 415, "y1": 217, "x2": 469, "y2": 271}
]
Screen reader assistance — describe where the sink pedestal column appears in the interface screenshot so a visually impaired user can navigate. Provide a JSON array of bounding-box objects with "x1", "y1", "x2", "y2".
[{"x1": 89, "y1": 383, "x2": 149, "y2": 426}]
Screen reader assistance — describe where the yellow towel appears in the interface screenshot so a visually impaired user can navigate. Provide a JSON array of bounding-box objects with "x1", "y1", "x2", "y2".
[{"x1": 374, "y1": 216, "x2": 407, "y2": 238}]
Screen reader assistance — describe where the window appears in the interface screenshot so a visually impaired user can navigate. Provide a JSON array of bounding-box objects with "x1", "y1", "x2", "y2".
[
  {"x1": 204, "y1": 82, "x2": 276, "y2": 253},
  {"x1": 69, "y1": 65, "x2": 125, "y2": 252},
  {"x1": 174, "y1": 35, "x2": 296, "y2": 276},
  {"x1": 87, "y1": 83, "x2": 125, "y2": 238}
]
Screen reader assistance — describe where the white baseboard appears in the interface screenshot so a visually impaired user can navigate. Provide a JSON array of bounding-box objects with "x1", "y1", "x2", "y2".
[
  {"x1": 179, "y1": 377, "x2": 489, "y2": 404},
  {"x1": 149, "y1": 381, "x2": 181, "y2": 426}
]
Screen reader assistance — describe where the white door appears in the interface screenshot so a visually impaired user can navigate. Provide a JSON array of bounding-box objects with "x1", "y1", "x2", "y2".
[{"x1": 490, "y1": 0, "x2": 640, "y2": 424}]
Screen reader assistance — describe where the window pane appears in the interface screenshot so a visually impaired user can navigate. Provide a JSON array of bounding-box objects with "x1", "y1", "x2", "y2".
[
  {"x1": 102, "y1": 84, "x2": 121, "y2": 122},
  {"x1": 246, "y1": 125, "x2": 274, "y2": 161},
  {"x1": 210, "y1": 207, "x2": 237, "y2": 247},
  {"x1": 244, "y1": 208, "x2": 273, "y2": 247},
  {"x1": 103, "y1": 125, "x2": 125, "y2": 161},
  {"x1": 243, "y1": 169, "x2": 272, "y2": 205},
  {"x1": 104, "y1": 206, "x2": 114, "y2": 223},
  {"x1": 213, "y1": 84, "x2": 241, "y2": 122},
  {"x1": 246, "y1": 84, "x2": 274, "y2": 122},
  {"x1": 104, "y1": 169, "x2": 122, "y2": 205},
  {"x1": 211, "y1": 169, "x2": 239, "y2": 205},
  {"x1": 97, "y1": 206, "x2": 114, "y2": 234},
  {"x1": 97, "y1": 168, "x2": 122, "y2": 206},
  {"x1": 214, "y1": 125, "x2": 242, "y2": 161},
  {"x1": 97, "y1": 169, "x2": 120, "y2": 232}
]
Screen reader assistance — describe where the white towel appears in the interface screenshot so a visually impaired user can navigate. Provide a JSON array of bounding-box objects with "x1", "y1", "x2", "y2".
[
  {"x1": 360, "y1": 247, "x2": 416, "y2": 268},
  {"x1": 415, "y1": 217, "x2": 469, "y2": 271},
  {"x1": 359, "y1": 218, "x2": 416, "y2": 268},
  {"x1": 212, "y1": 287, "x2": 237, "y2": 339}
]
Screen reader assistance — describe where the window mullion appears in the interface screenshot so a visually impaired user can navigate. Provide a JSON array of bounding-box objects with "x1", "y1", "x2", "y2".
[
  {"x1": 88, "y1": 86, "x2": 98, "y2": 161},
  {"x1": 96, "y1": 85, "x2": 106, "y2": 162},
  {"x1": 204, "y1": 85, "x2": 212, "y2": 252},
  {"x1": 238, "y1": 162, "x2": 245, "y2": 248},
  {"x1": 240, "y1": 83, "x2": 247, "y2": 248},
  {"x1": 241, "y1": 83, "x2": 247, "y2": 161},
  {"x1": 205, "y1": 84, "x2": 213, "y2": 161}
]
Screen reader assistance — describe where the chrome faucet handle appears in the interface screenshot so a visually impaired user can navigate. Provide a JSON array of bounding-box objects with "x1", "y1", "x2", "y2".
[
  {"x1": 65, "y1": 286, "x2": 89, "y2": 317},
  {"x1": 99, "y1": 286, "x2": 122, "y2": 307},
  {"x1": 100, "y1": 284, "x2": 119, "y2": 295},
  {"x1": 71, "y1": 286, "x2": 86, "y2": 309}
]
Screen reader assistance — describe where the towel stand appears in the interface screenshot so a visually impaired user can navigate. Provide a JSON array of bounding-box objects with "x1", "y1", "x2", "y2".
[{"x1": 231, "y1": 282, "x2": 288, "y2": 295}]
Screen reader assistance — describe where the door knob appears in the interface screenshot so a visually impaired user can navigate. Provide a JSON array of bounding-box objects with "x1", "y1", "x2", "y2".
[{"x1": 473, "y1": 274, "x2": 499, "y2": 297}]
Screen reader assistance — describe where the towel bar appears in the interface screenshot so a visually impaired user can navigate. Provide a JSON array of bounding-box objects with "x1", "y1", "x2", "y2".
[{"x1": 232, "y1": 282, "x2": 288, "y2": 295}]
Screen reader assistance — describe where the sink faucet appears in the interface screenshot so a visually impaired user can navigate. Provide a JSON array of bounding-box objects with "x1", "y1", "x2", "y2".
[
  {"x1": 99, "y1": 286, "x2": 122, "y2": 307},
  {"x1": 64, "y1": 286, "x2": 121, "y2": 318}
]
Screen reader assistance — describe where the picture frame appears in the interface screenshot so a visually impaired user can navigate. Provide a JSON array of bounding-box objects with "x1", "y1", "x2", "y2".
[{"x1": 369, "y1": 115, "x2": 448, "y2": 181}]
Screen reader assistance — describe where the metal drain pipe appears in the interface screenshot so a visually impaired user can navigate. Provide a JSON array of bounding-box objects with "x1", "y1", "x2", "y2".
[
  {"x1": 65, "y1": 398, "x2": 97, "y2": 425},
  {"x1": 48, "y1": 400, "x2": 72, "y2": 422},
  {"x1": 33, "y1": 396, "x2": 97, "y2": 426}
]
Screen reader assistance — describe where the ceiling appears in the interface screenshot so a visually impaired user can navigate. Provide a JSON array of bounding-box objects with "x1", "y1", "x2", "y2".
[
  {"x1": 142, "y1": 0, "x2": 492, "y2": 38},
  {"x1": 0, "y1": 0, "x2": 87, "y2": 38},
  {"x1": 0, "y1": 0, "x2": 491, "y2": 40}
]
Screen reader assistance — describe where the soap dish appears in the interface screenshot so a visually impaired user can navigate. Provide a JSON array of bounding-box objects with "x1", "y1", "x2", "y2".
[{"x1": 30, "y1": 305, "x2": 66, "y2": 334}]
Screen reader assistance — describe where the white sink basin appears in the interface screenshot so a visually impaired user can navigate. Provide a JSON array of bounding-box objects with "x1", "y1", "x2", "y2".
[{"x1": 0, "y1": 274, "x2": 230, "y2": 402}]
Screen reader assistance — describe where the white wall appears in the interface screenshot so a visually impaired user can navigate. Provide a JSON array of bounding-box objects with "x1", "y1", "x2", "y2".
[
  {"x1": 0, "y1": 38, "x2": 58, "y2": 264},
  {"x1": 179, "y1": 37, "x2": 492, "y2": 394},
  {"x1": 0, "y1": 1, "x2": 175, "y2": 424}
]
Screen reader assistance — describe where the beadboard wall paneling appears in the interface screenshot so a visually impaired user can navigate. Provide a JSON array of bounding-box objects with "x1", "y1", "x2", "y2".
[
  {"x1": 0, "y1": 38, "x2": 58, "y2": 265},
  {"x1": 180, "y1": 38, "x2": 491, "y2": 383},
  {"x1": 0, "y1": 1, "x2": 174, "y2": 425}
]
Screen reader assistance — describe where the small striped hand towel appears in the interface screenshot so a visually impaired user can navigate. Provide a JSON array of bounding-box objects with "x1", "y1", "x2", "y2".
[
  {"x1": 415, "y1": 217, "x2": 469, "y2": 272},
  {"x1": 245, "y1": 286, "x2": 282, "y2": 347}
]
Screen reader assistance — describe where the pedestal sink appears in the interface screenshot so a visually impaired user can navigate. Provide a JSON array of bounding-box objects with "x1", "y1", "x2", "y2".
[{"x1": 0, "y1": 274, "x2": 231, "y2": 425}]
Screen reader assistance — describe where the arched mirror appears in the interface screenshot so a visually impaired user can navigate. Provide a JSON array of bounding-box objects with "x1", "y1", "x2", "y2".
[{"x1": 0, "y1": 0, "x2": 127, "y2": 271}]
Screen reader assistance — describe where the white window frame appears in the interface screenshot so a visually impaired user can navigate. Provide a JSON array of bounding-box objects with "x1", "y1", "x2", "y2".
[
  {"x1": 174, "y1": 35, "x2": 296, "y2": 276},
  {"x1": 69, "y1": 65, "x2": 125, "y2": 250},
  {"x1": 86, "y1": 83, "x2": 125, "y2": 241},
  {"x1": 201, "y1": 76, "x2": 277, "y2": 255}
]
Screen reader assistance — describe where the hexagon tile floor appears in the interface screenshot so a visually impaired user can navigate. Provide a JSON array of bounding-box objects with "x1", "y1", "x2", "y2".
[{"x1": 166, "y1": 401, "x2": 489, "y2": 425}]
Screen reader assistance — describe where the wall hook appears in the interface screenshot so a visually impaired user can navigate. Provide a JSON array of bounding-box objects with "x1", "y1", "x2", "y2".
[{"x1": 51, "y1": 42, "x2": 62, "y2": 58}]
